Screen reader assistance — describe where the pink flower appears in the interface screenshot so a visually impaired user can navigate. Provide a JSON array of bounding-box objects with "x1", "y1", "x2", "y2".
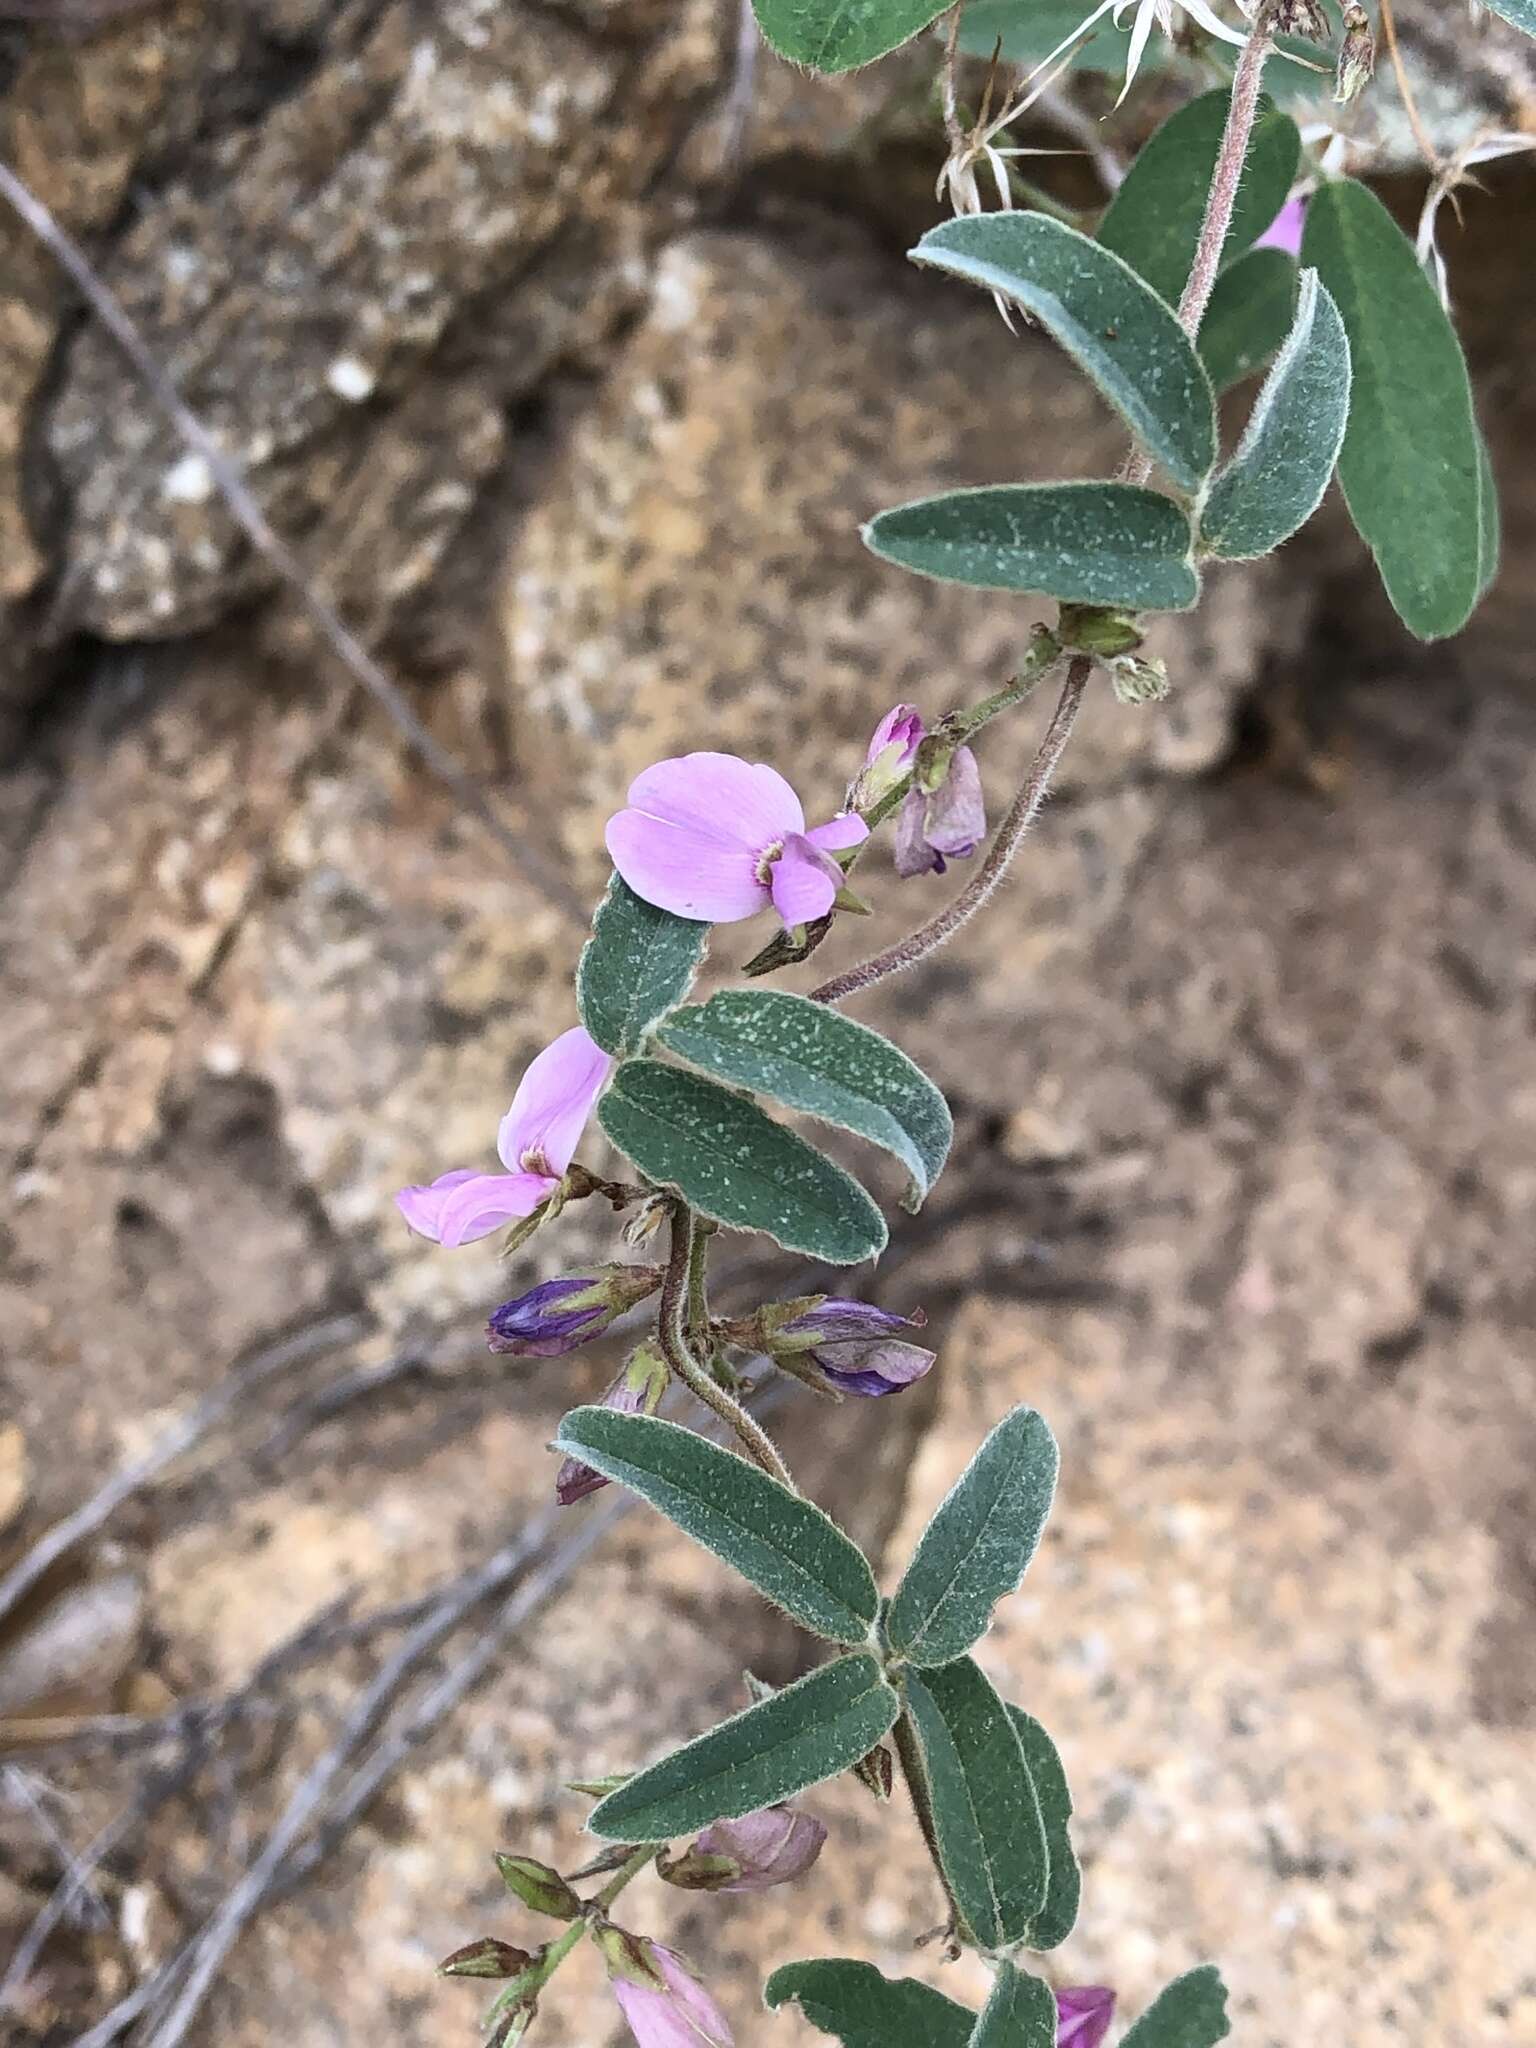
[
  {"x1": 1057, "y1": 1985, "x2": 1116, "y2": 2048},
  {"x1": 396, "y1": 1026, "x2": 612, "y2": 1248},
  {"x1": 1255, "y1": 196, "x2": 1306, "y2": 259},
  {"x1": 605, "y1": 753, "x2": 868, "y2": 928},
  {"x1": 608, "y1": 1941, "x2": 733, "y2": 2048}
]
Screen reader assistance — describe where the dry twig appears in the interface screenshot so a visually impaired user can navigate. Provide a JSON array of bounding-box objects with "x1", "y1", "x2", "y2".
[
  {"x1": 0, "y1": 1313, "x2": 369, "y2": 1633},
  {"x1": 0, "y1": 160, "x2": 582, "y2": 919}
]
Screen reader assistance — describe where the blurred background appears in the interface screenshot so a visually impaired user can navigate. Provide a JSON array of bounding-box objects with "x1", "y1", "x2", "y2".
[{"x1": 1, "y1": 1, "x2": 1533, "y2": 2042}]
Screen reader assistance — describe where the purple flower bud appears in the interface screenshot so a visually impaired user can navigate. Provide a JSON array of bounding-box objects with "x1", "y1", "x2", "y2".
[
  {"x1": 604, "y1": 1936, "x2": 733, "y2": 2048},
  {"x1": 852, "y1": 703, "x2": 926, "y2": 810},
  {"x1": 661, "y1": 1804, "x2": 827, "y2": 1893},
  {"x1": 487, "y1": 1265, "x2": 663, "y2": 1359},
  {"x1": 893, "y1": 746, "x2": 985, "y2": 877},
  {"x1": 555, "y1": 1344, "x2": 669, "y2": 1505},
  {"x1": 1056, "y1": 1986, "x2": 1116, "y2": 2048},
  {"x1": 771, "y1": 1299, "x2": 935, "y2": 1399}
]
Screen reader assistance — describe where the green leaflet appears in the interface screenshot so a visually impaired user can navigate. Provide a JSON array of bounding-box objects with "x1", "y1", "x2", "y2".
[
  {"x1": 1301, "y1": 178, "x2": 1483, "y2": 641},
  {"x1": 887, "y1": 1404, "x2": 1058, "y2": 1669},
  {"x1": 658, "y1": 989, "x2": 952, "y2": 1211},
  {"x1": 598, "y1": 1059, "x2": 888, "y2": 1265},
  {"x1": 764, "y1": 1960, "x2": 975, "y2": 2046},
  {"x1": 576, "y1": 873, "x2": 708, "y2": 1059},
  {"x1": 1476, "y1": 428, "x2": 1501, "y2": 601},
  {"x1": 1200, "y1": 269, "x2": 1351, "y2": 561},
  {"x1": 902, "y1": 1659, "x2": 1050, "y2": 1951},
  {"x1": 1006, "y1": 1707, "x2": 1079, "y2": 1949},
  {"x1": 588, "y1": 1653, "x2": 900, "y2": 1842},
  {"x1": 956, "y1": 0, "x2": 1132, "y2": 71},
  {"x1": 1197, "y1": 247, "x2": 1297, "y2": 392},
  {"x1": 1480, "y1": 0, "x2": 1536, "y2": 34},
  {"x1": 551, "y1": 1408, "x2": 879, "y2": 1645},
  {"x1": 1120, "y1": 1967, "x2": 1233, "y2": 2048},
  {"x1": 1098, "y1": 90, "x2": 1301, "y2": 310},
  {"x1": 864, "y1": 484, "x2": 1199, "y2": 613},
  {"x1": 969, "y1": 1963, "x2": 1058, "y2": 2048},
  {"x1": 913, "y1": 214, "x2": 1216, "y2": 491},
  {"x1": 752, "y1": 0, "x2": 950, "y2": 71}
]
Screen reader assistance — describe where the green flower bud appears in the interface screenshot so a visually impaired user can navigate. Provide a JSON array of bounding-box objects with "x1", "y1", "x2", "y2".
[{"x1": 493, "y1": 1854, "x2": 583, "y2": 1921}]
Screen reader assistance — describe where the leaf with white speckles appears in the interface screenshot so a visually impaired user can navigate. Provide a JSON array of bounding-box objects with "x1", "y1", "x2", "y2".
[
  {"x1": 552, "y1": 1407, "x2": 879, "y2": 1642},
  {"x1": 865, "y1": 483, "x2": 1198, "y2": 612},
  {"x1": 912, "y1": 214, "x2": 1217, "y2": 491},
  {"x1": 659, "y1": 990, "x2": 951, "y2": 1210},
  {"x1": 598, "y1": 1058, "x2": 887, "y2": 1264}
]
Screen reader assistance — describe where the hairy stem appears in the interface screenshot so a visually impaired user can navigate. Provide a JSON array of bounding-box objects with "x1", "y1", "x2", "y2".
[
  {"x1": 810, "y1": 657, "x2": 1090, "y2": 1007},
  {"x1": 1175, "y1": 1, "x2": 1279, "y2": 337},
  {"x1": 892, "y1": 1707, "x2": 961, "y2": 1944},
  {"x1": 659, "y1": 1210, "x2": 795, "y2": 1487}
]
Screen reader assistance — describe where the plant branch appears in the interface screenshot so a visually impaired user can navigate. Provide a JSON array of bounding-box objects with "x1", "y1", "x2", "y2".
[
  {"x1": 941, "y1": 2, "x2": 966, "y2": 151},
  {"x1": 658, "y1": 1210, "x2": 794, "y2": 1486},
  {"x1": 810, "y1": 657, "x2": 1091, "y2": 1006},
  {"x1": 1175, "y1": 1, "x2": 1280, "y2": 338},
  {"x1": 1378, "y1": 0, "x2": 1441, "y2": 177}
]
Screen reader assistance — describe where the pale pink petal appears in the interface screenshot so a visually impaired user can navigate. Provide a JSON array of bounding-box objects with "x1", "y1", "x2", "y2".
[
  {"x1": 612, "y1": 1948, "x2": 733, "y2": 2047},
  {"x1": 625, "y1": 753, "x2": 804, "y2": 848},
  {"x1": 863, "y1": 704, "x2": 924, "y2": 767},
  {"x1": 497, "y1": 1026, "x2": 613, "y2": 1176},
  {"x1": 769, "y1": 834, "x2": 843, "y2": 926},
  {"x1": 428, "y1": 1170, "x2": 553, "y2": 1248},
  {"x1": 804, "y1": 812, "x2": 870, "y2": 854},
  {"x1": 894, "y1": 787, "x2": 942, "y2": 877},
  {"x1": 1255, "y1": 195, "x2": 1306, "y2": 258},
  {"x1": 396, "y1": 1169, "x2": 479, "y2": 1242},
  {"x1": 606, "y1": 810, "x2": 770, "y2": 922}
]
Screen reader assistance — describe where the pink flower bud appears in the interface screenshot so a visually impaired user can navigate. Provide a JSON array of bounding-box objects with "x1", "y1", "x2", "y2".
[
  {"x1": 661, "y1": 1804, "x2": 827, "y2": 1893},
  {"x1": 1056, "y1": 1985, "x2": 1116, "y2": 2048},
  {"x1": 605, "y1": 1937, "x2": 733, "y2": 2048},
  {"x1": 852, "y1": 704, "x2": 926, "y2": 810}
]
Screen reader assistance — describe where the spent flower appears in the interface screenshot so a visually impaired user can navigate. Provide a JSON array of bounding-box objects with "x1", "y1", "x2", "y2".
[
  {"x1": 606, "y1": 752, "x2": 867, "y2": 929},
  {"x1": 659, "y1": 1805, "x2": 827, "y2": 1893},
  {"x1": 894, "y1": 744, "x2": 986, "y2": 878},
  {"x1": 768, "y1": 1298, "x2": 935, "y2": 1397},
  {"x1": 397, "y1": 1027, "x2": 612, "y2": 1248},
  {"x1": 1028, "y1": 0, "x2": 1251, "y2": 111}
]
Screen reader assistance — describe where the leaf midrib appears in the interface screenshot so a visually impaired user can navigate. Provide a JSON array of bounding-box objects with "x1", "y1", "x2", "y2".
[{"x1": 560, "y1": 1430, "x2": 874, "y2": 1639}]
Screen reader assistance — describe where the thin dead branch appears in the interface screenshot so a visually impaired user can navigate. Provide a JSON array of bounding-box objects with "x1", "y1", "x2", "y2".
[
  {"x1": 0, "y1": 160, "x2": 583, "y2": 922},
  {"x1": 0, "y1": 1312, "x2": 369, "y2": 1632}
]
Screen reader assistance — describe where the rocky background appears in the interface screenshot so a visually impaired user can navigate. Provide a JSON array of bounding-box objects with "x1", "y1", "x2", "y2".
[{"x1": 1, "y1": 2, "x2": 1535, "y2": 2043}]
